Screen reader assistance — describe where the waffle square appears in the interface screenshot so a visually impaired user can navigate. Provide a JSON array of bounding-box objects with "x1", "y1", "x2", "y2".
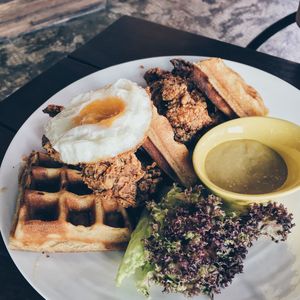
[{"x1": 9, "y1": 152, "x2": 132, "y2": 252}]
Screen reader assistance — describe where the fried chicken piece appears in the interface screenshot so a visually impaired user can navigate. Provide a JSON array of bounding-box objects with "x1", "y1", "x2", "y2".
[
  {"x1": 42, "y1": 104, "x2": 64, "y2": 117},
  {"x1": 166, "y1": 89, "x2": 213, "y2": 143},
  {"x1": 145, "y1": 69, "x2": 212, "y2": 143},
  {"x1": 144, "y1": 67, "x2": 170, "y2": 83},
  {"x1": 42, "y1": 134, "x2": 163, "y2": 208},
  {"x1": 137, "y1": 162, "x2": 163, "y2": 205},
  {"x1": 81, "y1": 152, "x2": 145, "y2": 208},
  {"x1": 42, "y1": 135, "x2": 61, "y2": 162},
  {"x1": 171, "y1": 58, "x2": 193, "y2": 78},
  {"x1": 171, "y1": 59, "x2": 231, "y2": 136}
]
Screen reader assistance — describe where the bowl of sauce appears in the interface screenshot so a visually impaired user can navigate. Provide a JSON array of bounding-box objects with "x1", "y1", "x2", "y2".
[{"x1": 192, "y1": 117, "x2": 300, "y2": 205}]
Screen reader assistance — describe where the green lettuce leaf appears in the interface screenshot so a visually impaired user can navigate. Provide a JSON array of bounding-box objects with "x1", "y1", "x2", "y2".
[
  {"x1": 115, "y1": 186, "x2": 194, "y2": 295},
  {"x1": 135, "y1": 262, "x2": 153, "y2": 297},
  {"x1": 116, "y1": 187, "x2": 185, "y2": 292},
  {"x1": 115, "y1": 211, "x2": 151, "y2": 287}
]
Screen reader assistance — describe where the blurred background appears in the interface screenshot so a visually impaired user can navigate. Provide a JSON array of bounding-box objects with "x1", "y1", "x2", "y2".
[{"x1": 0, "y1": 0, "x2": 300, "y2": 101}]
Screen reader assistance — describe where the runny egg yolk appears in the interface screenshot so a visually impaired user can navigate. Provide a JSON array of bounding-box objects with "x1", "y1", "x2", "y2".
[{"x1": 73, "y1": 97, "x2": 126, "y2": 127}]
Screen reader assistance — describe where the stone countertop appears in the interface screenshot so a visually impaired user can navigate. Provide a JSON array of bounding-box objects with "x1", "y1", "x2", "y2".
[{"x1": 0, "y1": 0, "x2": 300, "y2": 101}]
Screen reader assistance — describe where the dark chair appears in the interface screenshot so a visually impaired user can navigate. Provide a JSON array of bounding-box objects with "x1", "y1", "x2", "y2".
[{"x1": 247, "y1": 2, "x2": 300, "y2": 50}]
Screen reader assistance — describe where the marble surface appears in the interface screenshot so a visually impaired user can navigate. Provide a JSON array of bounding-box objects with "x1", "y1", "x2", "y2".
[{"x1": 1, "y1": 0, "x2": 300, "y2": 101}]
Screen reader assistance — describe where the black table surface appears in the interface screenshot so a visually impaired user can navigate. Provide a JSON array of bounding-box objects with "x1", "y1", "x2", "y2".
[{"x1": 0, "y1": 15, "x2": 299, "y2": 300}]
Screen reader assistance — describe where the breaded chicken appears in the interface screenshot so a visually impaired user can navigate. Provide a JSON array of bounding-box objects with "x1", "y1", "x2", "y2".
[
  {"x1": 42, "y1": 135, "x2": 163, "y2": 207},
  {"x1": 145, "y1": 70, "x2": 213, "y2": 143},
  {"x1": 137, "y1": 162, "x2": 163, "y2": 204},
  {"x1": 81, "y1": 152, "x2": 145, "y2": 208},
  {"x1": 42, "y1": 104, "x2": 64, "y2": 117}
]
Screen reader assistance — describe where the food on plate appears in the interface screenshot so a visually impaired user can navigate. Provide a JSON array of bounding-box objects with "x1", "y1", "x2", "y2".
[
  {"x1": 136, "y1": 161, "x2": 165, "y2": 205},
  {"x1": 81, "y1": 152, "x2": 145, "y2": 208},
  {"x1": 116, "y1": 185, "x2": 294, "y2": 298},
  {"x1": 145, "y1": 58, "x2": 267, "y2": 145},
  {"x1": 171, "y1": 58, "x2": 268, "y2": 118},
  {"x1": 144, "y1": 58, "x2": 268, "y2": 187},
  {"x1": 42, "y1": 79, "x2": 163, "y2": 208},
  {"x1": 42, "y1": 104, "x2": 64, "y2": 117},
  {"x1": 10, "y1": 79, "x2": 167, "y2": 252},
  {"x1": 43, "y1": 79, "x2": 152, "y2": 164},
  {"x1": 205, "y1": 139, "x2": 288, "y2": 194},
  {"x1": 142, "y1": 107, "x2": 198, "y2": 187},
  {"x1": 43, "y1": 134, "x2": 152, "y2": 208},
  {"x1": 9, "y1": 151, "x2": 132, "y2": 252},
  {"x1": 7, "y1": 57, "x2": 295, "y2": 299},
  {"x1": 144, "y1": 66, "x2": 217, "y2": 143}
]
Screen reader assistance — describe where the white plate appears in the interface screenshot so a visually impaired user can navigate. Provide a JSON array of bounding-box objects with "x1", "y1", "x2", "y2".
[{"x1": 0, "y1": 56, "x2": 300, "y2": 300}]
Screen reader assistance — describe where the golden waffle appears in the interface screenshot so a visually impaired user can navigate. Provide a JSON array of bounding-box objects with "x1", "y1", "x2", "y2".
[
  {"x1": 193, "y1": 58, "x2": 268, "y2": 117},
  {"x1": 143, "y1": 107, "x2": 198, "y2": 187},
  {"x1": 9, "y1": 151, "x2": 132, "y2": 252}
]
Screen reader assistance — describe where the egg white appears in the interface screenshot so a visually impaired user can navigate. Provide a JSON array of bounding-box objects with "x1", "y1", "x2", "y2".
[{"x1": 44, "y1": 79, "x2": 152, "y2": 164}]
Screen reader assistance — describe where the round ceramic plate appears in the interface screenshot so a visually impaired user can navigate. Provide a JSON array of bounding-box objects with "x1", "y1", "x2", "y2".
[{"x1": 0, "y1": 56, "x2": 300, "y2": 300}]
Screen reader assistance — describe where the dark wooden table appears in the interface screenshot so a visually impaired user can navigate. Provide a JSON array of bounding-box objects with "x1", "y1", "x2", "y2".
[{"x1": 0, "y1": 16, "x2": 299, "y2": 300}]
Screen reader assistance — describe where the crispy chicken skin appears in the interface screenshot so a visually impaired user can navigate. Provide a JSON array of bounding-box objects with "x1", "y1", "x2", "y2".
[
  {"x1": 82, "y1": 155, "x2": 163, "y2": 207},
  {"x1": 42, "y1": 104, "x2": 64, "y2": 117},
  {"x1": 81, "y1": 152, "x2": 145, "y2": 208},
  {"x1": 137, "y1": 162, "x2": 163, "y2": 204},
  {"x1": 144, "y1": 69, "x2": 213, "y2": 143},
  {"x1": 42, "y1": 135, "x2": 61, "y2": 162}
]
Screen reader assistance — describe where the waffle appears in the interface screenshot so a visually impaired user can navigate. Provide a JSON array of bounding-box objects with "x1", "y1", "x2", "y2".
[
  {"x1": 9, "y1": 151, "x2": 132, "y2": 252},
  {"x1": 143, "y1": 107, "x2": 198, "y2": 187},
  {"x1": 193, "y1": 58, "x2": 268, "y2": 117}
]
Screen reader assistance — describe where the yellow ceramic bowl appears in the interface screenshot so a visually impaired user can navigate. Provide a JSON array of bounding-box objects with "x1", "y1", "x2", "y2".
[{"x1": 193, "y1": 117, "x2": 300, "y2": 206}]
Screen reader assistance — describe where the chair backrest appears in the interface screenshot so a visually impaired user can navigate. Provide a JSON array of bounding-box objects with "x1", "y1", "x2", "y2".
[{"x1": 297, "y1": 2, "x2": 300, "y2": 27}]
